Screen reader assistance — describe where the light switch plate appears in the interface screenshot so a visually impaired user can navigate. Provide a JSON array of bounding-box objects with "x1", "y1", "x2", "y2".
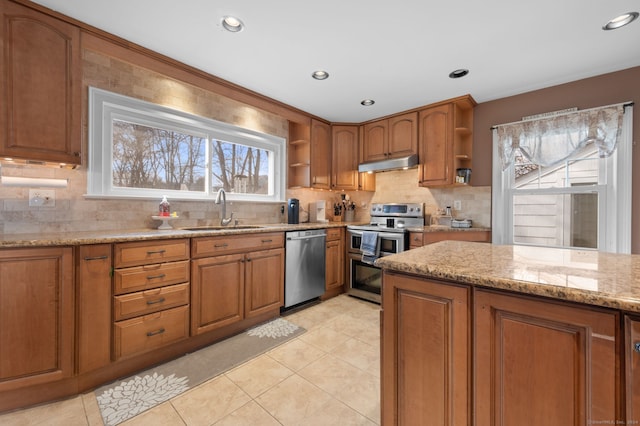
[{"x1": 454, "y1": 200, "x2": 462, "y2": 211}]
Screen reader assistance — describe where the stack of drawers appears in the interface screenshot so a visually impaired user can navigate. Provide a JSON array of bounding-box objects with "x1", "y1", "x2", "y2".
[{"x1": 112, "y1": 239, "x2": 190, "y2": 360}]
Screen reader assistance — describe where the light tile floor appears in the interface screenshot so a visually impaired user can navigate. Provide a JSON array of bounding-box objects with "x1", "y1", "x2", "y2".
[{"x1": 0, "y1": 294, "x2": 381, "y2": 425}]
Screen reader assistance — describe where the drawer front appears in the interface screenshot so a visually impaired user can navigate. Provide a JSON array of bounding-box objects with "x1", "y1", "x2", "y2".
[
  {"x1": 113, "y1": 305, "x2": 189, "y2": 360},
  {"x1": 114, "y1": 282, "x2": 190, "y2": 321},
  {"x1": 326, "y1": 227, "x2": 342, "y2": 241},
  {"x1": 114, "y1": 260, "x2": 190, "y2": 295},
  {"x1": 114, "y1": 239, "x2": 189, "y2": 268},
  {"x1": 409, "y1": 232, "x2": 424, "y2": 248},
  {"x1": 191, "y1": 232, "x2": 284, "y2": 258}
]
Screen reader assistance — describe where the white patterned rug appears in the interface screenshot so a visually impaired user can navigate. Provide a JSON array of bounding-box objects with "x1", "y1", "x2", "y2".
[{"x1": 95, "y1": 318, "x2": 304, "y2": 425}]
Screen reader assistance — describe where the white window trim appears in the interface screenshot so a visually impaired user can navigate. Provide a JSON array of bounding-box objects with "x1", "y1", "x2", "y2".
[
  {"x1": 491, "y1": 105, "x2": 632, "y2": 254},
  {"x1": 88, "y1": 87, "x2": 286, "y2": 202}
]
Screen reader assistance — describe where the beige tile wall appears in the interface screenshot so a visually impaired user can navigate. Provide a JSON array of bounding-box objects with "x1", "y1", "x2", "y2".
[
  {"x1": 0, "y1": 49, "x2": 491, "y2": 235},
  {"x1": 0, "y1": 49, "x2": 290, "y2": 234}
]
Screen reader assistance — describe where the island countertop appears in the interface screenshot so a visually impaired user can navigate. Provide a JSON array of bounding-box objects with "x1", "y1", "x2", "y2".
[{"x1": 375, "y1": 240, "x2": 640, "y2": 314}]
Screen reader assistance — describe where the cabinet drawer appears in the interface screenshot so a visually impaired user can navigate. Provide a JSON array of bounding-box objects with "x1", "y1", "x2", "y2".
[
  {"x1": 114, "y1": 239, "x2": 189, "y2": 268},
  {"x1": 113, "y1": 305, "x2": 189, "y2": 360},
  {"x1": 409, "y1": 232, "x2": 424, "y2": 248},
  {"x1": 191, "y1": 232, "x2": 284, "y2": 258},
  {"x1": 114, "y1": 282, "x2": 190, "y2": 321},
  {"x1": 326, "y1": 228, "x2": 342, "y2": 241},
  {"x1": 114, "y1": 260, "x2": 189, "y2": 295}
]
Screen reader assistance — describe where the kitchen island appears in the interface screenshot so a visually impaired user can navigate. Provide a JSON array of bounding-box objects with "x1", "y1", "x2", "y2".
[{"x1": 376, "y1": 240, "x2": 640, "y2": 425}]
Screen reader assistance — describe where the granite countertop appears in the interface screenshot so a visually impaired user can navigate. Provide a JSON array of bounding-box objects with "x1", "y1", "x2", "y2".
[
  {"x1": 375, "y1": 240, "x2": 640, "y2": 313},
  {"x1": 0, "y1": 222, "x2": 352, "y2": 248},
  {"x1": 406, "y1": 225, "x2": 492, "y2": 233}
]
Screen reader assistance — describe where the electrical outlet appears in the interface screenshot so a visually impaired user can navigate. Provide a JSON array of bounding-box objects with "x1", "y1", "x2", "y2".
[
  {"x1": 454, "y1": 200, "x2": 462, "y2": 211},
  {"x1": 29, "y1": 189, "x2": 56, "y2": 207}
]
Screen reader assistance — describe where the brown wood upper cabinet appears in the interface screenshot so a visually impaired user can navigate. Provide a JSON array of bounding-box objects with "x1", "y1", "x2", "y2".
[
  {"x1": 418, "y1": 95, "x2": 475, "y2": 187},
  {"x1": 331, "y1": 125, "x2": 359, "y2": 191},
  {"x1": 310, "y1": 119, "x2": 332, "y2": 190},
  {"x1": 0, "y1": 1, "x2": 81, "y2": 164},
  {"x1": 362, "y1": 112, "x2": 417, "y2": 163}
]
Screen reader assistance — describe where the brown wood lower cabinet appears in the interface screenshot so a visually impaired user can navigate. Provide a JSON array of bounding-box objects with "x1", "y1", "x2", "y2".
[
  {"x1": 191, "y1": 233, "x2": 285, "y2": 335},
  {"x1": 0, "y1": 247, "x2": 74, "y2": 392},
  {"x1": 475, "y1": 289, "x2": 619, "y2": 425},
  {"x1": 77, "y1": 244, "x2": 112, "y2": 374},
  {"x1": 626, "y1": 316, "x2": 640, "y2": 423},
  {"x1": 382, "y1": 272, "x2": 470, "y2": 425},
  {"x1": 325, "y1": 227, "x2": 344, "y2": 295},
  {"x1": 382, "y1": 271, "x2": 624, "y2": 425}
]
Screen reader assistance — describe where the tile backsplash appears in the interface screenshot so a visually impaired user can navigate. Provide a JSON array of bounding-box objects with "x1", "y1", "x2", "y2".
[{"x1": 0, "y1": 47, "x2": 490, "y2": 235}]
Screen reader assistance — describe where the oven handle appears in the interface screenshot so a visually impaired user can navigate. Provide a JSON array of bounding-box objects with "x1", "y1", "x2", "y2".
[{"x1": 347, "y1": 228, "x2": 406, "y2": 239}]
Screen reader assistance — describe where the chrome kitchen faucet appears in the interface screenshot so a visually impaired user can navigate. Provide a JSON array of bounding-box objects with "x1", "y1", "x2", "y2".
[{"x1": 215, "y1": 188, "x2": 234, "y2": 226}]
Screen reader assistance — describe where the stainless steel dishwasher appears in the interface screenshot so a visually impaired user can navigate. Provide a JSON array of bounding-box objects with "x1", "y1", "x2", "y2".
[{"x1": 284, "y1": 229, "x2": 326, "y2": 308}]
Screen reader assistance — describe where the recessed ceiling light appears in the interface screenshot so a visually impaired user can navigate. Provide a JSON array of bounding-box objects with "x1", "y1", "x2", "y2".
[
  {"x1": 361, "y1": 99, "x2": 375, "y2": 106},
  {"x1": 222, "y1": 16, "x2": 244, "y2": 32},
  {"x1": 603, "y1": 12, "x2": 639, "y2": 30},
  {"x1": 449, "y1": 69, "x2": 469, "y2": 79},
  {"x1": 312, "y1": 70, "x2": 329, "y2": 80}
]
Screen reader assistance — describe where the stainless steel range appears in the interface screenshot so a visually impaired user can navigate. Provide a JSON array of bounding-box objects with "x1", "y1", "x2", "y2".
[{"x1": 346, "y1": 203, "x2": 424, "y2": 303}]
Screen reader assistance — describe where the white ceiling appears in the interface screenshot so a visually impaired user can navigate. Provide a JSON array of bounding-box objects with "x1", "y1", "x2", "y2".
[{"x1": 32, "y1": 0, "x2": 640, "y2": 123}]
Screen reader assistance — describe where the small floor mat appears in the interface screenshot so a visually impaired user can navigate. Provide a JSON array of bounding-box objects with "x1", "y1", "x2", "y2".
[{"x1": 95, "y1": 318, "x2": 304, "y2": 425}]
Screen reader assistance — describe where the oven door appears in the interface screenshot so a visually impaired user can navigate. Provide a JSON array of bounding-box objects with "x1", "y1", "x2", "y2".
[{"x1": 347, "y1": 253, "x2": 382, "y2": 303}]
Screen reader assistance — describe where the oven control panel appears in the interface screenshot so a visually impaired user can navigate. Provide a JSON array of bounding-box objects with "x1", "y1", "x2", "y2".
[{"x1": 370, "y1": 203, "x2": 423, "y2": 217}]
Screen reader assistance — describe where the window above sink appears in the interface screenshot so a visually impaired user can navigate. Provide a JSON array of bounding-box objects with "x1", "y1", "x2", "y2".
[{"x1": 87, "y1": 88, "x2": 286, "y2": 203}]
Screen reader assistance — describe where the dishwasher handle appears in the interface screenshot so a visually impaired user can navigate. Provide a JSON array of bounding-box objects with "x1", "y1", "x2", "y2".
[{"x1": 286, "y1": 234, "x2": 326, "y2": 241}]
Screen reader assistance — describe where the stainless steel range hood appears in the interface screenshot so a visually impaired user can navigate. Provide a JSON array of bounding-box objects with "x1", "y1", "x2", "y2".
[{"x1": 358, "y1": 154, "x2": 418, "y2": 173}]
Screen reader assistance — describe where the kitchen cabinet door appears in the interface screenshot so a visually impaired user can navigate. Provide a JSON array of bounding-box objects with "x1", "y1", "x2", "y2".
[
  {"x1": 244, "y1": 248, "x2": 284, "y2": 318},
  {"x1": 77, "y1": 244, "x2": 112, "y2": 374},
  {"x1": 419, "y1": 103, "x2": 453, "y2": 186},
  {"x1": 388, "y1": 112, "x2": 417, "y2": 158},
  {"x1": 331, "y1": 125, "x2": 359, "y2": 190},
  {"x1": 626, "y1": 316, "x2": 640, "y2": 423},
  {"x1": 475, "y1": 289, "x2": 619, "y2": 425},
  {"x1": 362, "y1": 120, "x2": 388, "y2": 162},
  {"x1": 191, "y1": 254, "x2": 245, "y2": 334},
  {"x1": 0, "y1": 247, "x2": 74, "y2": 392},
  {"x1": 0, "y1": 1, "x2": 81, "y2": 164},
  {"x1": 381, "y1": 272, "x2": 470, "y2": 426},
  {"x1": 310, "y1": 119, "x2": 332, "y2": 190},
  {"x1": 325, "y1": 236, "x2": 344, "y2": 291}
]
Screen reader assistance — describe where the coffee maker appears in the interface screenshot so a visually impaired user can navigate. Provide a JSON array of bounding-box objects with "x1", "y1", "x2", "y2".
[{"x1": 287, "y1": 198, "x2": 299, "y2": 224}]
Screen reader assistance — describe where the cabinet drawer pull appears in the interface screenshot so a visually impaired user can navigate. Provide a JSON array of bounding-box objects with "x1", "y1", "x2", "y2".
[
  {"x1": 146, "y1": 328, "x2": 166, "y2": 337},
  {"x1": 146, "y1": 249, "x2": 166, "y2": 255},
  {"x1": 261, "y1": 239, "x2": 273, "y2": 243},
  {"x1": 146, "y1": 273, "x2": 166, "y2": 280},
  {"x1": 84, "y1": 255, "x2": 109, "y2": 261},
  {"x1": 214, "y1": 243, "x2": 229, "y2": 248},
  {"x1": 635, "y1": 342, "x2": 640, "y2": 353},
  {"x1": 146, "y1": 297, "x2": 166, "y2": 305}
]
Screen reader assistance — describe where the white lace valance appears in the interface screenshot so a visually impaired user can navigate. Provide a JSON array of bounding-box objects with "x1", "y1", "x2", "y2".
[{"x1": 496, "y1": 104, "x2": 626, "y2": 170}]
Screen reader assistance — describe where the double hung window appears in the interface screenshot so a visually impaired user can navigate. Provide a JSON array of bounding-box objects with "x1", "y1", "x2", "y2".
[{"x1": 492, "y1": 103, "x2": 633, "y2": 253}]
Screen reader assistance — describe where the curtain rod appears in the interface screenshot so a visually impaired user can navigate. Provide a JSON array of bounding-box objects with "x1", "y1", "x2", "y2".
[{"x1": 490, "y1": 101, "x2": 634, "y2": 130}]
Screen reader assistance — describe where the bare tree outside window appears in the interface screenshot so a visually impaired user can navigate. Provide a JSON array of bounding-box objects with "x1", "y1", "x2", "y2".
[
  {"x1": 211, "y1": 140, "x2": 269, "y2": 194},
  {"x1": 112, "y1": 120, "x2": 270, "y2": 195}
]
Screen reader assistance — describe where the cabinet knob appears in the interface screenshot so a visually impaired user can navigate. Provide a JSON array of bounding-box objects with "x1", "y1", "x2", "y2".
[{"x1": 635, "y1": 342, "x2": 640, "y2": 353}]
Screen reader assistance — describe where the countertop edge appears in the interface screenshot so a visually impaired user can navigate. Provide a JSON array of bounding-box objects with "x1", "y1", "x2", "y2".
[{"x1": 376, "y1": 241, "x2": 640, "y2": 314}]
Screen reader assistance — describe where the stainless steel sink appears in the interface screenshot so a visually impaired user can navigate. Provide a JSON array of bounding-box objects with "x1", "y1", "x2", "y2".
[{"x1": 181, "y1": 225, "x2": 264, "y2": 231}]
